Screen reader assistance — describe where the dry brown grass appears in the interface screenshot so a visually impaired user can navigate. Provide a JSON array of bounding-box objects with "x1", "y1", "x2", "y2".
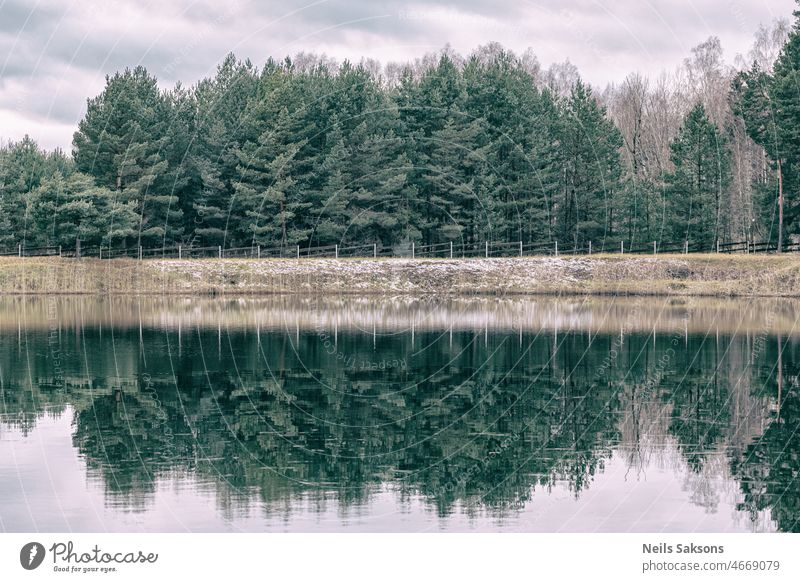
[{"x1": 1, "y1": 254, "x2": 799, "y2": 297}]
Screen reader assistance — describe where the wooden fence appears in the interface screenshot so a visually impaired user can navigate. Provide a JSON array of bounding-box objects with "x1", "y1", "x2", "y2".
[{"x1": 2, "y1": 239, "x2": 799, "y2": 260}]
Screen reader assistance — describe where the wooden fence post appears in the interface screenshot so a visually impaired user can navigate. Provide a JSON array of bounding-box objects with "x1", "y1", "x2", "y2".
[
  {"x1": 451, "y1": 241, "x2": 454, "y2": 259},
  {"x1": 485, "y1": 241, "x2": 489, "y2": 258},
  {"x1": 335, "y1": 244, "x2": 338, "y2": 259},
  {"x1": 257, "y1": 245, "x2": 261, "y2": 259},
  {"x1": 218, "y1": 245, "x2": 222, "y2": 259},
  {"x1": 620, "y1": 240, "x2": 624, "y2": 255},
  {"x1": 653, "y1": 240, "x2": 657, "y2": 255},
  {"x1": 588, "y1": 241, "x2": 591, "y2": 255},
  {"x1": 684, "y1": 240, "x2": 688, "y2": 254},
  {"x1": 178, "y1": 245, "x2": 182, "y2": 260},
  {"x1": 59, "y1": 245, "x2": 62, "y2": 258},
  {"x1": 519, "y1": 240, "x2": 523, "y2": 257},
  {"x1": 373, "y1": 243, "x2": 377, "y2": 258},
  {"x1": 18, "y1": 244, "x2": 21, "y2": 257},
  {"x1": 555, "y1": 241, "x2": 558, "y2": 256},
  {"x1": 412, "y1": 242, "x2": 415, "y2": 259}
]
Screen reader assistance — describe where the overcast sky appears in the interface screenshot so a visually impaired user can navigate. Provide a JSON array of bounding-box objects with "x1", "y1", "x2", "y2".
[{"x1": 0, "y1": 0, "x2": 796, "y2": 151}]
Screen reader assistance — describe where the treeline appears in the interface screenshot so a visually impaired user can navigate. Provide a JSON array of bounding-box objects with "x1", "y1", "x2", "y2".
[{"x1": 1, "y1": 10, "x2": 799, "y2": 252}]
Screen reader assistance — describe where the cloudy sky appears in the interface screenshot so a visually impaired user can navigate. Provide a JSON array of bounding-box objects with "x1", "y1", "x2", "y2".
[{"x1": 0, "y1": 0, "x2": 795, "y2": 151}]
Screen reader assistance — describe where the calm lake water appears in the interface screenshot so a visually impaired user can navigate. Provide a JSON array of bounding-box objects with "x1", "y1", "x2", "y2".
[{"x1": 0, "y1": 295, "x2": 797, "y2": 532}]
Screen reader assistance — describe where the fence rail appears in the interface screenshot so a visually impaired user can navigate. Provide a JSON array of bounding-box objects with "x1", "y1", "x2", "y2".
[{"x1": 2, "y1": 239, "x2": 797, "y2": 260}]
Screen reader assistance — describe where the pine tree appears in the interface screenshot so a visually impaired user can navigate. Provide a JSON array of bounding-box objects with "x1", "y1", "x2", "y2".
[
  {"x1": 310, "y1": 116, "x2": 352, "y2": 246},
  {"x1": 663, "y1": 104, "x2": 731, "y2": 249},
  {"x1": 0, "y1": 137, "x2": 73, "y2": 248},
  {"x1": 191, "y1": 54, "x2": 259, "y2": 247},
  {"x1": 29, "y1": 173, "x2": 139, "y2": 250},
  {"x1": 234, "y1": 106, "x2": 308, "y2": 248},
  {"x1": 346, "y1": 121, "x2": 416, "y2": 248},
  {"x1": 0, "y1": 136, "x2": 48, "y2": 246},
  {"x1": 521, "y1": 88, "x2": 562, "y2": 245},
  {"x1": 731, "y1": 67, "x2": 780, "y2": 244},
  {"x1": 731, "y1": 2, "x2": 800, "y2": 248},
  {"x1": 72, "y1": 66, "x2": 181, "y2": 247},
  {"x1": 558, "y1": 81, "x2": 623, "y2": 250},
  {"x1": 404, "y1": 54, "x2": 467, "y2": 245},
  {"x1": 766, "y1": 4, "x2": 800, "y2": 244},
  {"x1": 423, "y1": 115, "x2": 490, "y2": 244}
]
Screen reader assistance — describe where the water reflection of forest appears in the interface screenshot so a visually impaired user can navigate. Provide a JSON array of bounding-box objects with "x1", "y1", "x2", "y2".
[{"x1": 0, "y1": 300, "x2": 797, "y2": 531}]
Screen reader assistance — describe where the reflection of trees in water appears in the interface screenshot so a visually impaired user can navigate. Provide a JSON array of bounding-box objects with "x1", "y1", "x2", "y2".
[
  {"x1": 731, "y1": 350, "x2": 800, "y2": 533},
  {"x1": 0, "y1": 326, "x2": 797, "y2": 530}
]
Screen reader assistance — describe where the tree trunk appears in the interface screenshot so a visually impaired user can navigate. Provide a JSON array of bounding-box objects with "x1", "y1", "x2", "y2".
[
  {"x1": 280, "y1": 200, "x2": 287, "y2": 248},
  {"x1": 777, "y1": 334, "x2": 783, "y2": 420},
  {"x1": 777, "y1": 159, "x2": 784, "y2": 253}
]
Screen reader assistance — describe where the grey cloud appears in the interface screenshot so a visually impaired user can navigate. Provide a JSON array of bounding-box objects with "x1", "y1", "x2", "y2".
[
  {"x1": 0, "y1": 0, "x2": 61, "y2": 35},
  {"x1": 0, "y1": 0, "x2": 796, "y2": 150}
]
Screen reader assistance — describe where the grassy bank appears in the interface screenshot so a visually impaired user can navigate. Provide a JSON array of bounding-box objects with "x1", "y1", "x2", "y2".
[{"x1": 1, "y1": 254, "x2": 800, "y2": 297}]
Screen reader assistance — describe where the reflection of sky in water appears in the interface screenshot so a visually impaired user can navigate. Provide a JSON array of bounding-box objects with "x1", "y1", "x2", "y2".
[{"x1": 0, "y1": 410, "x2": 777, "y2": 532}]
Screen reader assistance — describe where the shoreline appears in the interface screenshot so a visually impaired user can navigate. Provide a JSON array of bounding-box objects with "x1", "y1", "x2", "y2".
[{"x1": 1, "y1": 254, "x2": 800, "y2": 297}]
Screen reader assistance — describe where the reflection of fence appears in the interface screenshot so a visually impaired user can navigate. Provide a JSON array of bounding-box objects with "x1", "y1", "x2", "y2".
[{"x1": 3, "y1": 239, "x2": 799, "y2": 259}]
